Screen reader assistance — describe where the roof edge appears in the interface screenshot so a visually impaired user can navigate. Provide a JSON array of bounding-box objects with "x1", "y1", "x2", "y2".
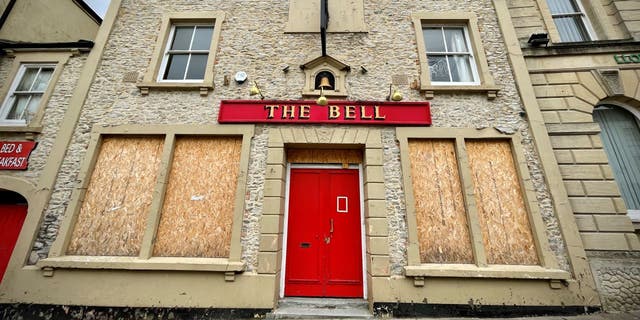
[{"x1": 72, "y1": 0, "x2": 102, "y2": 25}]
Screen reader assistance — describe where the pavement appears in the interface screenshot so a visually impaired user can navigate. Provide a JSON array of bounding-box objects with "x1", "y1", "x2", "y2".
[{"x1": 405, "y1": 311, "x2": 640, "y2": 320}]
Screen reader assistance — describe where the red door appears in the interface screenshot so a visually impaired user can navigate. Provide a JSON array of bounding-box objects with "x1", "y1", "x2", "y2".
[
  {"x1": 0, "y1": 204, "x2": 27, "y2": 283},
  {"x1": 285, "y1": 168, "x2": 363, "y2": 298}
]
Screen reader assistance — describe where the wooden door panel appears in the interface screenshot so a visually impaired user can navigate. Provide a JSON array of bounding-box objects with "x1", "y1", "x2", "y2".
[
  {"x1": 0, "y1": 204, "x2": 27, "y2": 283},
  {"x1": 285, "y1": 168, "x2": 363, "y2": 298}
]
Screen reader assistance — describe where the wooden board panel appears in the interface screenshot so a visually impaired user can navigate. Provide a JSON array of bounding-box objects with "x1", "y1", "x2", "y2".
[
  {"x1": 287, "y1": 149, "x2": 363, "y2": 164},
  {"x1": 153, "y1": 137, "x2": 242, "y2": 258},
  {"x1": 67, "y1": 137, "x2": 164, "y2": 256},
  {"x1": 408, "y1": 139, "x2": 473, "y2": 263},
  {"x1": 466, "y1": 140, "x2": 539, "y2": 265}
]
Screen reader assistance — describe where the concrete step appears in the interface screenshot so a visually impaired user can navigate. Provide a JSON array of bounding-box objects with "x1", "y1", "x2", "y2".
[{"x1": 267, "y1": 297, "x2": 373, "y2": 319}]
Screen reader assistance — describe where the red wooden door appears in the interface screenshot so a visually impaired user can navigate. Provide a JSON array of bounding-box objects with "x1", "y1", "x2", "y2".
[
  {"x1": 0, "y1": 204, "x2": 27, "y2": 283},
  {"x1": 285, "y1": 168, "x2": 363, "y2": 298}
]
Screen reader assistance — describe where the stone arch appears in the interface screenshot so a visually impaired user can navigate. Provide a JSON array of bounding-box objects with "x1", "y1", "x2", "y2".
[{"x1": 0, "y1": 176, "x2": 37, "y2": 205}]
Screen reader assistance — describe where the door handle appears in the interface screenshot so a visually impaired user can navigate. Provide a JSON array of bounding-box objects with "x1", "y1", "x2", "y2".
[{"x1": 329, "y1": 218, "x2": 334, "y2": 234}]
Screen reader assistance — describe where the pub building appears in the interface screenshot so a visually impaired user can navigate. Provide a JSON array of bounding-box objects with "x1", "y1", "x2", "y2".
[{"x1": 1, "y1": 0, "x2": 639, "y2": 317}]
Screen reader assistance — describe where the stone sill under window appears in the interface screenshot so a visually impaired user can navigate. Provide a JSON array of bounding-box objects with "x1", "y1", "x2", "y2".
[
  {"x1": 421, "y1": 85, "x2": 501, "y2": 100},
  {"x1": 136, "y1": 82, "x2": 214, "y2": 96},
  {"x1": 404, "y1": 264, "x2": 570, "y2": 283},
  {"x1": 37, "y1": 256, "x2": 245, "y2": 277},
  {"x1": 0, "y1": 125, "x2": 43, "y2": 133}
]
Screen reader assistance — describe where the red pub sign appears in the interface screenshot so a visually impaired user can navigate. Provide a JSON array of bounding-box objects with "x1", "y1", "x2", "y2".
[
  {"x1": 0, "y1": 141, "x2": 37, "y2": 170},
  {"x1": 218, "y1": 100, "x2": 431, "y2": 125}
]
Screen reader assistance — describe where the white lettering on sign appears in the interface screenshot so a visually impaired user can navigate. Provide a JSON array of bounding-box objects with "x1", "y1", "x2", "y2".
[
  {"x1": 0, "y1": 156, "x2": 27, "y2": 168},
  {"x1": 0, "y1": 141, "x2": 37, "y2": 170}
]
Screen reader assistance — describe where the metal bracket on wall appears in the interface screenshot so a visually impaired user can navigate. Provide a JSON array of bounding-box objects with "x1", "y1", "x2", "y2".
[
  {"x1": 413, "y1": 276, "x2": 425, "y2": 287},
  {"x1": 549, "y1": 279, "x2": 563, "y2": 289},
  {"x1": 225, "y1": 271, "x2": 236, "y2": 282},
  {"x1": 41, "y1": 267, "x2": 55, "y2": 277}
]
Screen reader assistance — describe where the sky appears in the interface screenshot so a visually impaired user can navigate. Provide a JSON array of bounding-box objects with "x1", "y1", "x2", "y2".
[{"x1": 84, "y1": 0, "x2": 110, "y2": 18}]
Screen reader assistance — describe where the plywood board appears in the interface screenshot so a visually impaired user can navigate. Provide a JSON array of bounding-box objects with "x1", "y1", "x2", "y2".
[
  {"x1": 287, "y1": 148, "x2": 363, "y2": 164},
  {"x1": 67, "y1": 136, "x2": 164, "y2": 256},
  {"x1": 466, "y1": 140, "x2": 539, "y2": 265},
  {"x1": 153, "y1": 137, "x2": 242, "y2": 258},
  {"x1": 409, "y1": 139, "x2": 474, "y2": 263}
]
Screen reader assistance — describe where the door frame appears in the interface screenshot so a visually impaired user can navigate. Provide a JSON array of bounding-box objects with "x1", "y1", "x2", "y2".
[{"x1": 279, "y1": 163, "x2": 367, "y2": 299}]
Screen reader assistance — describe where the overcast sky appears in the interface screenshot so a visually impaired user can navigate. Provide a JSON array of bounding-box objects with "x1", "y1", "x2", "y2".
[{"x1": 84, "y1": 0, "x2": 110, "y2": 18}]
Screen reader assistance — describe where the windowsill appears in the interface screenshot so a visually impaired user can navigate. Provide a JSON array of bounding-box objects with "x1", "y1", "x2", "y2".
[
  {"x1": 0, "y1": 125, "x2": 43, "y2": 133},
  {"x1": 37, "y1": 256, "x2": 246, "y2": 273},
  {"x1": 404, "y1": 264, "x2": 570, "y2": 280},
  {"x1": 421, "y1": 84, "x2": 501, "y2": 100},
  {"x1": 136, "y1": 81, "x2": 214, "y2": 96}
]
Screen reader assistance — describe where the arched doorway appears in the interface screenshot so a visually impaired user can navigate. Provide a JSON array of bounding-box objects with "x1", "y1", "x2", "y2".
[{"x1": 0, "y1": 189, "x2": 27, "y2": 283}]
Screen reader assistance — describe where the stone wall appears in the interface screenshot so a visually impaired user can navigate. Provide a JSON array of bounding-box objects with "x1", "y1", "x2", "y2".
[
  {"x1": 589, "y1": 251, "x2": 640, "y2": 311},
  {"x1": 29, "y1": 0, "x2": 571, "y2": 278}
]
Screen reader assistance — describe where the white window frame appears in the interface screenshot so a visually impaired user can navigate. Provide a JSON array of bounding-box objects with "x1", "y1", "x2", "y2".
[
  {"x1": 547, "y1": 0, "x2": 596, "y2": 42},
  {"x1": 157, "y1": 23, "x2": 214, "y2": 83},
  {"x1": 423, "y1": 25, "x2": 480, "y2": 86},
  {"x1": 0, "y1": 63, "x2": 56, "y2": 126}
]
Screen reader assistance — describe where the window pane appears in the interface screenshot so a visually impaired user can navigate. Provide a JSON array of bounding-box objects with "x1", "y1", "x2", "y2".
[
  {"x1": 185, "y1": 54, "x2": 208, "y2": 80},
  {"x1": 171, "y1": 26, "x2": 194, "y2": 50},
  {"x1": 449, "y1": 55, "x2": 474, "y2": 82},
  {"x1": 555, "y1": 16, "x2": 590, "y2": 42},
  {"x1": 428, "y1": 55, "x2": 450, "y2": 82},
  {"x1": 32, "y1": 68, "x2": 54, "y2": 91},
  {"x1": 548, "y1": 0, "x2": 579, "y2": 14},
  {"x1": 24, "y1": 95, "x2": 41, "y2": 121},
  {"x1": 16, "y1": 68, "x2": 38, "y2": 91},
  {"x1": 191, "y1": 26, "x2": 213, "y2": 50},
  {"x1": 164, "y1": 54, "x2": 189, "y2": 80},
  {"x1": 444, "y1": 28, "x2": 468, "y2": 52},
  {"x1": 423, "y1": 27, "x2": 445, "y2": 52},
  {"x1": 6, "y1": 95, "x2": 30, "y2": 120}
]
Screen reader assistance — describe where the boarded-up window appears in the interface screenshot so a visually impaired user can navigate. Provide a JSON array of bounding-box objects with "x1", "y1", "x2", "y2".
[
  {"x1": 67, "y1": 137, "x2": 164, "y2": 256},
  {"x1": 153, "y1": 137, "x2": 242, "y2": 258},
  {"x1": 466, "y1": 140, "x2": 538, "y2": 265},
  {"x1": 408, "y1": 139, "x2": 474, "y2": 263}
]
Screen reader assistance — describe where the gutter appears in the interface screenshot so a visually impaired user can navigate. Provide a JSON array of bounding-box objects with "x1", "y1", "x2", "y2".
[{"x1": 0, "y1": 39, "x2": 94, "y2": 54}]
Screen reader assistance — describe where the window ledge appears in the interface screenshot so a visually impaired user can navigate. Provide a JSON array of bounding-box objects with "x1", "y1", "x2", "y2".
[
  {"x1": 421, "y1": 85, "x2": 501, "y2": 100},
  {"x1": 37, "y1": 256, "x2": 245, "y2": 273},
  {"x1": 0, "y1": 125, "x2": 43, "y2": 133},
  {"x1": 136, "y1": 82, "x2": 214, "y2": 96},
  {"x1": 404, "y1": 264, "x2": 570, "y2": 280}
]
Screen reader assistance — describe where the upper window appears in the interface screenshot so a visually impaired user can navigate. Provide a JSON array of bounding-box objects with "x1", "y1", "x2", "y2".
[
  {"x1": 159, "y1": 24, "x2": 214, "y2": 81},
  {"x1": 546, "y1": 0, "x2": 593, "y2": 42},
  {"x1": 411, "y1": 12, "x2": 499, "y2": 99},
  {"x1": 1, "y1": 64, "x2": 55, "y2": 126},
  {"x1": 423, "y1": 26, "x2": 478, "y2": 85},
  {"x1": 138, "y1": 12, "x2": 225, "y2": 96},
  {"x1": 593, "y1": 105, "x2": 640, "y2": 219}
]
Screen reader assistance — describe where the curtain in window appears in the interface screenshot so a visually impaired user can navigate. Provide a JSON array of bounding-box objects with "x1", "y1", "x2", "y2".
[
  {"x1": 445, "y1": 28, "x2": 473, "y2": 83},
  {"x1": 593, "y1": 106, "x2": 640, "y2": 211},
  {"x1": 547, "y1": 0, "x2": 591, "y2": 42}
]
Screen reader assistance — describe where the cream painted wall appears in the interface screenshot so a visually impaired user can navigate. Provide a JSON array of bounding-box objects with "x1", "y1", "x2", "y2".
[{"x1": 0, "y1": 0, "x2": 99, "y2": 43}]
